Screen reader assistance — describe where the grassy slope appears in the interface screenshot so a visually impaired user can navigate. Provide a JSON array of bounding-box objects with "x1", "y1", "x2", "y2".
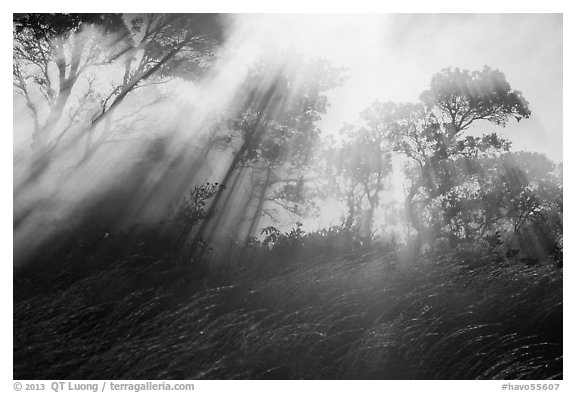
[{"x1": 13, "y1": 248, "x2": 562, "y2": 379}]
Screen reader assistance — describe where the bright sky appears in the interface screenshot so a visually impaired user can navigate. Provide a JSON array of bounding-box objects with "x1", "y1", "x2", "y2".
[{"x1": 230, "y1": 14, "x2": 563, "y2": 161}]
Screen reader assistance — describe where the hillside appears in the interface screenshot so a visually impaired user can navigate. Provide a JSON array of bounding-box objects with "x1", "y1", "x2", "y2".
[{"x1": 14, "y1": 240, "x2": 562, "y2": 379}]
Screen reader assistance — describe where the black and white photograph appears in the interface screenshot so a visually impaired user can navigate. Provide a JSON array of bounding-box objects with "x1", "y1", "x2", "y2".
[{"x1": 12, "y1": 10, "x2": 564, "y2": 382}]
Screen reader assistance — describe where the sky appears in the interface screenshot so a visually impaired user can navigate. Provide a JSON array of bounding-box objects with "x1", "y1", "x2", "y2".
[{"x1": 229, "y1": 14, "x2": 563, "y2": 161}]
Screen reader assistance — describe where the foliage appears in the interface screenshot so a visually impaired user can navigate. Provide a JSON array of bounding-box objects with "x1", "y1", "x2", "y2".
[
  {"x1": 379, "y1": 67, "x2": 534, "y2": 249},
  {"x1": 13, "y1": 13, "x2": 223, "y2": 157},
  {"x1": 13, "y1": 14, "x2": 127, "y2": 38},
  {"x1": 228, "y1": 57, "x2": 344, "y2": 167},
  {"x1": 438, "y1": 152, "x2": 563, "y2": 262},
  {"x1": 420, "y1": 66, "x2": 531, "y2": 129},
  {"x1": 323, "y1": 101, "x2": 397, "y2": 235},
  {"x1": 202, "y1": 56, "x2": 345, "y2": 243},
  {"x1": 260, "y1": 222, "x2": 305, "y2": 249},
  {"x1": 13, "y1": 14, "x2": 130, "y2": 152},
  {"x1": 245, "y1": 222, "x2": 394, "y2": 265},
  {"x1": 174, "y1": 182, "x2": 224, "y2": 229}
]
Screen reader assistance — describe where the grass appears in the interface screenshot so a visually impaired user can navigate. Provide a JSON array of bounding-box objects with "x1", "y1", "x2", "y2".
[{"x1": 13, "y1": 242, "x2": 562, "y2": 379}]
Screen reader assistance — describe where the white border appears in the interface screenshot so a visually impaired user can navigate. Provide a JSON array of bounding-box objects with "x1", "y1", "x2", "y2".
[{"x1": 3, "y1": 2, "x2": 573, "y2": 390}]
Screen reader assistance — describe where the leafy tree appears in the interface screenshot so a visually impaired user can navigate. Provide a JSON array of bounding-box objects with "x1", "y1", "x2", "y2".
[
  {"x1": 83, "y1": 14, "x2": 223, "y2": 161},
  {"x1": 237, "y1": 58, "x2": 340, "y2": 240},
  {"x1": 420, "y1": 66, "x2": 531, "y2": 130},
  {"x1": 13, "y1": 14, "x2": 226, "y2": 267},
  {"x1": 191, "y1": 56, "x2": 345, "y2": 249},
  {"x1": 331, "y1": 101, "x2": 395, "y2": 236},
  {"x1": 13, "y1": 13, "x2": 224, "y2": 162},
  {"x1": 440, "y1": 152, "x2": 562, "y2": 262},
  {"x1": 174, "y1": 182, "x2": 223, "y2": 230},
  {"x1": 13, "y1": 13, "x2": 130, "y2": 153},
  {"x1": 390, "y1": 67, "x2": 531, "y2": 247}
]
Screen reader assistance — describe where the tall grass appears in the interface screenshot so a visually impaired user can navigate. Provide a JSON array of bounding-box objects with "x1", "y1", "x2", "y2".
[{"x1": 14, "y1": 240, "x2": 562, "y2": 379}]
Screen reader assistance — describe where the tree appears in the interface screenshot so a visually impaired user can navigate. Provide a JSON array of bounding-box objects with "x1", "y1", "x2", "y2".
[
  {"x1": 13, "y1": 14, "x2": 226, "y2": 267},
  {"x1": 331, "y1": 101, "x2": 396, "y2": 237},
  {"x1": 238, "y1": 59, "x2": 343, "y2": 241},
  {"x1": 13, "y1": 14, "x2": 130, "y2": 153},
  {"x1": 420, "y1": 66, "x2": 531, "y2": 131},
  {"x1": 390, "y1": 67, "x2": 531, "y2": 248},
  {"x1": 13, "y1": 13, "x2": 224, "y2": 163},
  {"x1": 83, "y1": 14, "x2": 224, "y2": 162},
  {"x1": 451, "y1": 152, "x2": 562, "y2": 262},
  {"x1": 187, "y1": 56, "x2": 345, "y2": 253}
]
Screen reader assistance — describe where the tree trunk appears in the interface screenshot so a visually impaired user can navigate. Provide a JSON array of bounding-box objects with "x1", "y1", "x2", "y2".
[
  {"x1": 364, "y1": 190, "x2": 380, "y2": 240},
  {"x1": 404, "y1": 184, "x2": 426, "y2": 252},
  {"x1": 244, "y1": 166, "x2": 272, "y2": 244},
  {"x1": 183, "y1": 81, "x2": 283, "y2": 262},
  {"x1": 344, "y1": 180, "x2": 359, "y2": 230},
  {"x1": 32, "y1": 38, "x2": 85, "y2": 153},
  {"x1": 199, "y1": 167, "x2": 244, "y2": 241}
]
